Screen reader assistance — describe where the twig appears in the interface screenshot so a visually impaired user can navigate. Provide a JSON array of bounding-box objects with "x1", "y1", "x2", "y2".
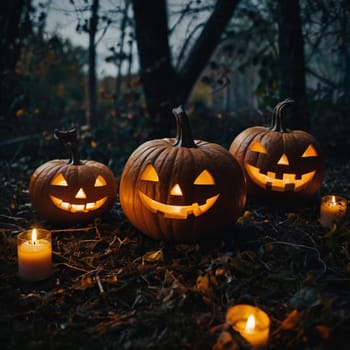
[
  {"x1": 95, "y1": 275, "x2": 105, "y2": 294},
  {"x1": 74, "y1": 267, "x2": 103, "y2": 281},
  {"x1": 52, "y1": 251, "x2": 71, "y2": 261},
  {"x1": 0, "y1": 134, "x2": 41, "y2": 146},
  {"x1": 79, "y1": 239, "x2": 101, "y2": 245},
  {"x1": 117, "y1": 236, "x2": 129, "y2": 247},
  {"x1": 266, "y1": 239, "x2": 327, "y2": 274},
  {"x1": 95, "y1": 223, "x2": 102, "y2": 240},
  {"x1": 55, "y1": 262, "x2": 90, "y2": 273},
  {"x1": 51, "y1": 227, "x2": 94, "y2": 233},
  {"x1": 109, "y1": 235, "x2": 117, "y2": 247},
  {"x1": 0, "y1": 223, "x2": 26, "y2": 232}
]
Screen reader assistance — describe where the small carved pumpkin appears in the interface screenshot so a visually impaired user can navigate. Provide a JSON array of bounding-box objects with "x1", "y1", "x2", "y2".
[
  {"x1": 119, "y1": 106, "x2": 247, "y2": 242},
  {"x1": 29, "y1": 129, "x2": 117, "y2": 223},
  {"x1": 229, "y1": 98, "x2": 325, "y2": 200}
]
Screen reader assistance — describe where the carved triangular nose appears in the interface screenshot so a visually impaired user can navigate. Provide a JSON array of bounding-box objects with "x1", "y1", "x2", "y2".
[
  {"x1": 75, "y1": 188, "x2": 87, "y2": 199},
  {"x1": 170, "y1": 184, "x2": 183, "y2": 196},
  {"x1": 277, "y1": 153, "x2": 289, "y2": 165}
]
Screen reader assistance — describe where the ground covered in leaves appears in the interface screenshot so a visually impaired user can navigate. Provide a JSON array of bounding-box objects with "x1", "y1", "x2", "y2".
[{"x1": 0, "y1": 146, "x2": 350, "y2": 350}]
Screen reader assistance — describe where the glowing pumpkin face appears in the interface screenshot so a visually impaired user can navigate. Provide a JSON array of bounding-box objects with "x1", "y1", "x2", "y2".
[
  {"x1": 229, "y1": 98, "x2": 325, "y2": 200},
  {"x1": 49, "y1": 172, "x2": 109, "y2": 213},
  {"x1": 119, "y1": 106, "x2": 246, "y2": 242},
  {"x1": 138, "y1": 164, "x2": 219, "y2": 219},
  {"x1": 245, "y1": 140, "x2": 319, "y2": 192},
  {"x1": 29, "y1": 129, "x2": 117, "y2": 224}
]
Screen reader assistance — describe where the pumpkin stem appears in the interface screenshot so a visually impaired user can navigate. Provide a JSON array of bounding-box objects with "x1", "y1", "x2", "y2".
[
  {"x1": 270, "y1": 98, "x2": 295, "y2": 132},
  {"x1": 54, "y1": 128, "x2": 82, "y2": 165},
  {"x1": 172, "y1": 106, "x2": 197, "y2": 148}
]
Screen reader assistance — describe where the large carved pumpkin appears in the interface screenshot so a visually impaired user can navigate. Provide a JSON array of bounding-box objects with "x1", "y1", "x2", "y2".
[
  {"x1": 29, "y1": 129, "x2": 117, "y2": 224},
  {"x1": 229, "y1": 98, "x2": 325, "y2": 201},
  {"x1": 119, "y1": 106, "x2": 247, "y2": 242}
]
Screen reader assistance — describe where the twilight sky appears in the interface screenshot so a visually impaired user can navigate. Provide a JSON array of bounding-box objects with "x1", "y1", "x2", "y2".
[{"x1": 40, "y1": 0, "x2": 213, "y2": 78}]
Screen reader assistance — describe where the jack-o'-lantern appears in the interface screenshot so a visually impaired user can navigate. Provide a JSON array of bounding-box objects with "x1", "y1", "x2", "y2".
[
  {"x1": 229, "y1": 98, "x2": 325, "y2": 201},
  {"x1": 29, "y1": 129, "x2": 117, "y2": 224},
  {"x1": 119, "y1": 106, "x2": 247, "y2": 242}
]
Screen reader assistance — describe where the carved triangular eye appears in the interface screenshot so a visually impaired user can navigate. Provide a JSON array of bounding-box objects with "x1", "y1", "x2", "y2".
[
  {"x1": 94, "y1": 175, "x2": 107, "y2": 187},
  {"x1": 249, "y1": 140, "x2": 268, "y2": 154},
  {"x1": 301, "y1": 144, "x2": 318, "y2": 157},
  {"x1": 194, "y1": 170, "x2": 215, "y2": 185},
  {"x1": 51, "y1": 173, "x2": 68, "y2": 186},
  {"x1": 140, "y1": 164, "x2": 159, "y2": 182}
]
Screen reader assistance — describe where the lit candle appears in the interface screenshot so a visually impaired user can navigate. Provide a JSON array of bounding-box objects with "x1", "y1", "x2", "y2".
[
  {"x1": 226, "y1": 304, "x2": 270, "y2": 347},
  {"x1": 17, "y1": 228, "x2": 52, "y2": 281},
  {"x1": 320, "y1": 195, "x2": 347, "y2": 228}
]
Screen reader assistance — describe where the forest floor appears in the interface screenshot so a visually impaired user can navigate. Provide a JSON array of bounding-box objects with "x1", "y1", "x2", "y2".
[{"x1": 0, "y1": 136, "x2": 350, "y2": 350}]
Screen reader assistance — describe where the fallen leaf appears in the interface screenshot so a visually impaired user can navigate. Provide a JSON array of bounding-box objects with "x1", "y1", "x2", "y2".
[
  {"x1": 175, "y1": 243, "x2": 196, "y2": 253},
  {"x1": 281, "y1": 309, "x2": 300, "y2": 330},
  {"x1": 142, "y1": 248, "x2": 164, "y2": 263},
  {"x1": 212, "y1": 331, "x2": 239, "y2": 350},
  {"x1": 287, "y1": 212, "x2": 296, "y2": 220},
  {"x1": 315, "y1": 324, "x2": 331, "y2": 340},
  {"x1": 237, "y1": 210, "x2": 254, "y2": 224},
  {"x1": 196, "y1": 271, "x2": 217, "y2": 298},
  {"x1": 72, "y1": 276, "x2": 95, "y2": 290}
]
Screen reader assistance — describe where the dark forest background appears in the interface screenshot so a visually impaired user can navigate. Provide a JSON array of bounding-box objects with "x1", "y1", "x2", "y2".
[
  {"x1": 1, "y1": 2, "x2": 350, "y2": 350},
  {"x1": 1, "y1": 0, "x2": 349, "y2": 177}
]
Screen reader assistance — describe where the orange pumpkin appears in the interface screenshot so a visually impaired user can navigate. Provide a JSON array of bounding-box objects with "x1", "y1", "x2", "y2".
[
  {"x1": 229, "y1": 98, "x2": 325, "y2": 200},
  {"x1": 29, "y1": 129, "x2": 117, "y2": 224},
  {"x1": 119, "y1": 106, "x2": 247, "y2": 242}
]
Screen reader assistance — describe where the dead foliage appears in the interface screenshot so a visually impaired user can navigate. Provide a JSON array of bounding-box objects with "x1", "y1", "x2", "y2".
[{"x1": 0, "y1": 154, "x2": 350, "y2": 350}]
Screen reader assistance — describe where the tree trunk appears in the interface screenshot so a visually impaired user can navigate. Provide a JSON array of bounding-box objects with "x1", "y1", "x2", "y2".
[
  {"x1": 177, "y1": 0, "x2": 240, "y2": 104},
  {"x1": 343, "y1": 0, "x2": 350, "y2": 109},
  {"x1": 88, "y1": 0, "x2": 99, "y2": 128},
  {"x1": 0, "y1": 0, "x2": 24, "y2": 73},
  {"x1": 131, "y1": 0, "x2": 176, "y2": 137},
  {"x1": 277, "y1": 0, "x2": 308, "y2": 131},
  {"x1": 115, "y1": 0, "x2": 131, "y2": 116},
  {"x1": 131, "y1": 0, "x2": 239, "y2": 137},
  {"x1": 0, "y1": 0, "x2": 25, "y2": 118}
]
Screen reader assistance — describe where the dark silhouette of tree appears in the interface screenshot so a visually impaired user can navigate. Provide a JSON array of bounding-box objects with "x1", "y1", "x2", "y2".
[
  {"x1": 3, "y1": 0, "x2": 348, "y2": 139},
  {"x1": 0, "y1": 0, "x2": 25, "y2": 73},
  {"x1": 88, "y1": 0, "x2": 99, "y2": 128},
  {"x1": 342, "y1": 0, "x2": 350, "y2": 109},
  {"x1": 277, "y1": 0, "x2": 308, "y2": 130},
  {"x1": 114, "y1": 0, "x2": 131, "y2": 115},
  {"x1": 0, "y1": 0, "x2": 27, "y2": 118},
  {"x1": 131, "y1": 0, "x2": 240, "y2": 137}
]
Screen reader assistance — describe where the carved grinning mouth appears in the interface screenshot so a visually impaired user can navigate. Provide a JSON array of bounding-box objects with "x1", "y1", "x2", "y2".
[
  {"x1": 138, "y1": 191, "x2": 220, "y2": 219},
  {"x1": 50, "y1": 195, "x2": 108, "y2": 213},
  {"x1": 245, "y1": 164, "x2": 316, "y2": 192}
]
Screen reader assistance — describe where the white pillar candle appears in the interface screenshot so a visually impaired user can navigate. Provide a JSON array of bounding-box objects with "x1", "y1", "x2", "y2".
[
  {"x1": 320, "y1": 195, "x2": 347, "y2": 228},
  {"x1": 226, "y1": 304, "x2": 270, "y2": 347},
  {"x1": 17, "y1": 228, "x2": 52, "y2": 281}
]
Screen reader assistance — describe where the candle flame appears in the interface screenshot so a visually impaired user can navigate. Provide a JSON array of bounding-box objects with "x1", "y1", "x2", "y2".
[
  {"x1": 245, "y1": 314, "x2": 255, "y2": 332},
  {"x1": 31, "y1": 228, "x2": 37, "y2": 244},
  {"x1": 331, "y1": 195, "x2": 336, "y2": 205}
]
